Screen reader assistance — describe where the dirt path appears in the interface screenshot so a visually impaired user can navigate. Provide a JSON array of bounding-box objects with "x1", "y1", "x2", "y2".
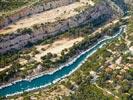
[{"x1": 94, "y1": 83, "x2": 119, "y2": 99}]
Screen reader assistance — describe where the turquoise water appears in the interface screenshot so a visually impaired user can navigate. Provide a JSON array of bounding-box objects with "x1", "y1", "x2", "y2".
[{"x1": 0, "y1": 26, "x2": 125, "y2": 96}]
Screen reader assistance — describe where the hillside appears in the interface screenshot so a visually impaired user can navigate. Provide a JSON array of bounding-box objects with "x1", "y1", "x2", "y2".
[{"x1": 0, "y1": 0, "x2": 132, "y2": 99}]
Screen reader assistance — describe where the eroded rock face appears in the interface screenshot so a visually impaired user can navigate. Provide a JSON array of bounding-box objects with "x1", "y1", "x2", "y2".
[
  {"x1": 0, "y1": 0, "x2": 77, "y2": 29},
  {"x1": 0, "y1": 1, "x2": 123, "y2": 53},
  {"x1": 111, "y1": 0, "x2": 128, "y2": 13}
]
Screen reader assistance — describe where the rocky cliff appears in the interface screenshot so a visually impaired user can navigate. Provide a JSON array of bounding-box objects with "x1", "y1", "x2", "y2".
[
  {"x1": 111, "y1": 0, "x2": 128, "y2": 13},
  {"x1": 0, "y1": 1, "x2": 124, "y2": 53},
  {"x1": 0, "y1": 0, "x2": 77, "y2": 29}
]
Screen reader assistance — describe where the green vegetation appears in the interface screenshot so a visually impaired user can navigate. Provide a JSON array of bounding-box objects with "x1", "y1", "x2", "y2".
[
  {"x1": 0, "y1": 0, "x2": 132, "y2": 99},
  {"x1": 9, "y1": 17, "x2": 132, "y2": 100},
  {"x1": 0, "y1": 0, "x2": 37, "y2": 14},
  {"x1": 0, "y1": 62, "x2": 21, "y2": 82},
  {"x1": 40, "y1": 23, "x2": 122, "y2": 69},
  {"x1": 0, "y1": 19, "x2": 122, "y2": 86},
  {"x1": 127, "y1": 16, "x2": 133, "y2": 41},
  {"x1": 0, "y1": 0, "x2": 29, "y2": 12},
  {"x1": 0, "y1": 0, "x2": 62, "y2": 17},
  {"x1": 2, "y1": 15, "x2": 128, "y2": 91},
  {"x1": 60, "y1": 16, "x2": 133, "y2": 100},
  {"x1": 17, "y1": 28, "x2": 33, "y2": 35}
]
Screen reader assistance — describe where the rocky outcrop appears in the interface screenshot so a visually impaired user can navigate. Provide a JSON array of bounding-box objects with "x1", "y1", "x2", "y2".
[
  {"x1": 0, "y1": 0, "x2": 77, "y2": 29},
  {"x1": 106, "y1": 0, "x2": 124, "y2": 16},
  {"x1": 110, "y1": 0, "x2": 128, "y2": 13},
  {"x1": 0, "y1": 1, "x2": 123, "y2": 53}
]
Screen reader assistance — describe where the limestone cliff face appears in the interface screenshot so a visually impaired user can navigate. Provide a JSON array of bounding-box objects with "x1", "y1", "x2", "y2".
[
  {"x1": 0, "y1": 0, "x2": 77, "y2": 29},
  {"x1": 111, "y1": 0, "x2": 128, "y2": 13},
  {"x1": 0, "y1": 1, "x2": 124, "y2": 53}
]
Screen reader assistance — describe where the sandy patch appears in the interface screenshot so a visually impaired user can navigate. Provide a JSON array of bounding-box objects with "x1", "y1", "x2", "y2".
[
  {"x1": 0, "y1": 65, "x2": 10, "y2": 72},
  {"x1": 34, "y1": 37, "x2": 83, "y2": 62},
  {"x1": 19, "y1": 58, "x2": 28, "y2": 65}
]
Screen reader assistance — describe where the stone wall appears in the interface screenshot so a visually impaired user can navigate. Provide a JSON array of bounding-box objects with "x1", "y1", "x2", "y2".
[
  {"x1": 0, "y1": 0, "x2": 77, "y2": 29},
  {"x1": 0, "y1": 1, "x2": 123, "y2": 53}
]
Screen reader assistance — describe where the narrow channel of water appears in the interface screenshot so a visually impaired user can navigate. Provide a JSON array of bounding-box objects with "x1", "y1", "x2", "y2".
[{"x1": 0, "y1": 25, "x2": 126, "y2": 96}]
